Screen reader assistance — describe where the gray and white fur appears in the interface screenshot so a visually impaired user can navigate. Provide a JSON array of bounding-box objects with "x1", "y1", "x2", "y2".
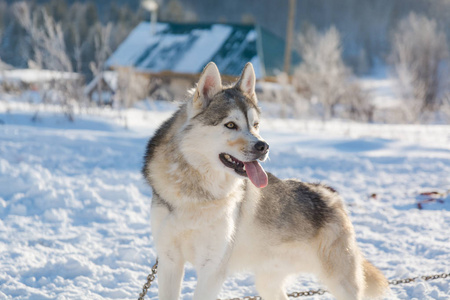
[{"x1": 142, "y1": 62, "x2": 388, "y2": 300}]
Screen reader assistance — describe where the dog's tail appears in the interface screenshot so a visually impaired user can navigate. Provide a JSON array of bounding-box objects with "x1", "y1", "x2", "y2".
[{"x1": 363, "y1": 259, "x2": 389, "y2": 299}]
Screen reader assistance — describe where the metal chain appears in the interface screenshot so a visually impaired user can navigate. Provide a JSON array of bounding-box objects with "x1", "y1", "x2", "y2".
[
  {"x1": 138, "y1": 259, "x2": 158, "y2": 300},
  {"x1": 287, "y1": 289, "x2": 327, "y2": 298},
  {"x1": 225, "y1": 296, "x2": 262, "y2": 300},
  {"x1": 388, "y1": 272, "x2": 449, "y2": 285},
  {"x1": 220, "y1": 288, "x2": 328, "y2": 300},
  {"x1": 138, "y1": 261, "x2": 449, "y2": 300},
  {"x1": 218, "y1": 288, "x2": 327, "y2": 300}
]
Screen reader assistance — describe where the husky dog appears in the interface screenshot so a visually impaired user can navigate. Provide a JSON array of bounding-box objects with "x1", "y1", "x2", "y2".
[{"x1": 142, "y1": 62, "x2": 388, "y2": 300}]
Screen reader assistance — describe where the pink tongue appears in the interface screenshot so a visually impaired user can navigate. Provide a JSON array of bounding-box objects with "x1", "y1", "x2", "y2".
[{"x1": 244, "y1": 161, "x2": 268, "y2": 188}]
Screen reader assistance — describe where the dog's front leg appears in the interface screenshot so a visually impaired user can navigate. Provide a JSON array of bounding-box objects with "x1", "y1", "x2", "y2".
[
  {"x1": 192, "y1": 238, "x2": 232, "y2": 300},
  {"x1": 157, "y1": 254, "x2": 185, "y2": 300},
  {"x1": 193, "y1": 262, "x2": 227, "y2": 300},
  {"x1": 192, "y1": 201, "x2": 240, "y2": 299}
]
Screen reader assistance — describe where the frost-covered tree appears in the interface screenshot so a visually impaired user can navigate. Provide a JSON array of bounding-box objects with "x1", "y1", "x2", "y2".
[
  {"x1": 116, "y1": 67, "x2": 149, "y2": 128},
  {"x1": 13, "y1": 2, "x2": 72, "y2": 72},
  {"x1": 89, "y1": 22, "x2": 112, "y2": 106},
  {"x1": 293, "y1": 26, "x2": 372, "y2": 121},
  {"x1": 12, "y1": 1, "x2": 84, "y2": 121},
  {"x1": 389, "y1": 13, "x2": 450, "y2": 122},
  {"x1": 116, "y1": 68, "x2": 149, "y2": 107}
]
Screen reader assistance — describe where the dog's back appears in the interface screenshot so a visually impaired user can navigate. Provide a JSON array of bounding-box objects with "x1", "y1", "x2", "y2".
[{"x1": 230, "y1": 173, "x2": 388, "y2": 299}]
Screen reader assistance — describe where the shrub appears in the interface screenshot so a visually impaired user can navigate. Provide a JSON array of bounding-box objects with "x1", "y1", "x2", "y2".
[
  {"x1": 293, "y1": 26, "x2": 372, "y2": 121},
  {"x1": 389, "y1": 13, "x2": 450, "y2": 122}
]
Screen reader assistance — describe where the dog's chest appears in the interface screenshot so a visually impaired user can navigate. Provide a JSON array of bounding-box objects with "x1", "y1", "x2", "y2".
[{"x1": 160, "y1": 197, "x2": 241, "y2": 263}]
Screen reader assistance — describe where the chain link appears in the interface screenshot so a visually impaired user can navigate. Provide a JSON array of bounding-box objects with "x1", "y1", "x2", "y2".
[
  {"x1": 138, "y1": 259, "x2": 158, "y2": 300},
  {"x1": 225, "y1": 296, "x2": 262, "y2": 300},
  {"x1": 139, "y1": 261, "x2": 449, "y2": 300},
  {"x1": 388, "y1": 272, "x2": 450, "y2": 286},
  {"x1": 287, "y1": 289, "x2": 327, "y2": 298}
]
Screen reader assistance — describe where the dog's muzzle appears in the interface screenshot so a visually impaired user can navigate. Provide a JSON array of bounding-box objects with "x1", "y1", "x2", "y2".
[{"x1": 219, "y1": 151, "x2": 268, "y2": 188}]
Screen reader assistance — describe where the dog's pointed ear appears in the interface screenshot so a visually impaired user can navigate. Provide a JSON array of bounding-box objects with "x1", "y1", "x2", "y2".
[
  {"x1": 235, "y1": 62, "x2": 257, "y2": 103},
  {"x1": 193, "y1": 62, "x2": 222, "y2": 112}
]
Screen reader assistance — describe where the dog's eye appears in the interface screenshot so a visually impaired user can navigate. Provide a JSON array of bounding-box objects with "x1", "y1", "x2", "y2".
[
  {"x1": 225, "y1": 122, "x2": 237, "y2": 129},
  {"x1": 254, "y1": 122, "x2": 259, "y2": 129}
]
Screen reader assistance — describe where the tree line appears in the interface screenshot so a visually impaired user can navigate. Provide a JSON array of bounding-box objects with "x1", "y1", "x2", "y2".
[
  {"x1": 1, "y1": 0, "x2": 449, "y2": 123},
  {"x1": 0, "y1": 0, "x2": 145, "y2": 79}
]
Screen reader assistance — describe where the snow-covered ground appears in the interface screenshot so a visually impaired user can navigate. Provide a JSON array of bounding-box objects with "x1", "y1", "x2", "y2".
[{"x1": 0, "y1": 101, "x2": 449, "y2": 299}]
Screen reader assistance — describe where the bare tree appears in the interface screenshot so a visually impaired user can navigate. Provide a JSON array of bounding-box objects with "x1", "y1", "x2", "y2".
[
  {"x1": 116, "y1": 67, "x2": 149, "y2": 128},
  {"x1": 13, "y1": 2, "x2": 72, "y2": 72},
  {"x1": 116, "y1": 67, "x2": 149, "y2": 108},
  {"x1": 89, "y1": 22, "x2": 112, "y2": 106},
  {"x1": 73, "y1": 29, "x2": 88, "y2": 74},
  {"x1": 293, "y1": 26, "x2": 370, "y2": 121},
  {"x1": 270, "y1": 73, "x2": 311, "y2": 119},
  {"x1": 389, "y1": 13, "x2": 450, "y2": 122},
  {"x1": 13, "y1": 1, "x2": 82, "y2": 121},
  {"x1": 12, "y1": 2, "x2": 43, "y2": 69}
]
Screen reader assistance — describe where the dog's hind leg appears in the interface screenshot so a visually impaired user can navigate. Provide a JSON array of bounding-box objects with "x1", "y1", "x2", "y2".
[
  {"x1": 316, "y1": 231, "x2": 364, "y2": 300},
  {"x1": 319, "y1": 274, "x2": 362, "y2": 300},
  {"x1": 157, "y1": 255, "x2": 185, "y2": 300},
  {"x1": 254, "y1": 271, "x2": 289, "y2": 300}
]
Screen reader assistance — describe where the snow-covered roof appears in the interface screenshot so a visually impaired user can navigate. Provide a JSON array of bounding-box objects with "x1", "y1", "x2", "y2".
[
  {"x1": 0, "y1": 69, "x2": 82, "y2": 84},
  {"x1": 106, "y1": 22, "x2": 299, "y2": 78}
]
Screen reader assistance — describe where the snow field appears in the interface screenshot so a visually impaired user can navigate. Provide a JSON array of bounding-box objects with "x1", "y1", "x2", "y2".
[{"x1": 0, "y1": 103, "x2": 449, "y2": 299}]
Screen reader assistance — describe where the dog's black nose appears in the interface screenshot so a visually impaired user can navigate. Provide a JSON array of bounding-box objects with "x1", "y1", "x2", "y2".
[{"x1": 254, "y1": 141, "x2": 269, "y2": 153}]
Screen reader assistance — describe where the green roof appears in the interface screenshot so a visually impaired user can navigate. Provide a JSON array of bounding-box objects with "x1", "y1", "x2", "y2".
[{"x1": 106, "y1": 21, "x2": 300, "y2": 78}]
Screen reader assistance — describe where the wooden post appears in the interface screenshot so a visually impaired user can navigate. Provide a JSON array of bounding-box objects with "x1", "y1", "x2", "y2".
[{"x1": 284, "y1": 0, "x2": 296, "y2": 76}]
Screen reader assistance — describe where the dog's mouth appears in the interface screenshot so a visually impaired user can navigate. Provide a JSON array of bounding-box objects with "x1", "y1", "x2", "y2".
[{"x1": 219, "y1": 153, "x2": 268, "y2": 188}]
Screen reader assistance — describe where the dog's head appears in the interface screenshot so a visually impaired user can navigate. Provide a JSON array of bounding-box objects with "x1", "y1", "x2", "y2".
[{"x1": 180, "y1": 62, "x2": 269, "y2": 188}]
